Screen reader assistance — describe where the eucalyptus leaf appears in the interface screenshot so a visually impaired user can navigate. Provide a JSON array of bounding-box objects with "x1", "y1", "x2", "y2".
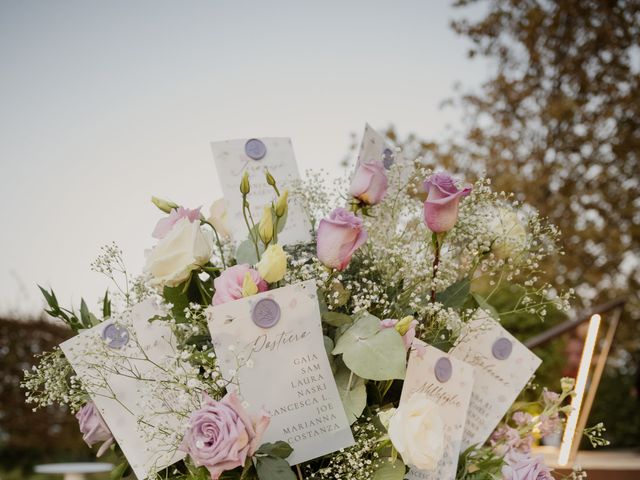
[
  {"x1": 322, "y1": 311, "x2": 353, "y2": 327},
  {"x1": 436, "y1": 277, "x2": 471, "y2": 308},
  {"x1": 335, "y1": 366, "x2": 367, "y2": 424},
  {"x1": 236, "y1": 238, "x2": 264, "y2": 265},
  {"x1": 332, "y1": 312, "x2": 406, "y2": 380},
  {"x1": 256, "y1": 441, "x2": 293, "y2": 459},
  {"x1": 254, "y1": 455, "x2": 296, "y2": 480},
  {"x1": 372, "y1": 458, "x2": 406, "y2": 480},
  {"x1": 472, "y1": 293, "x2": 500, "y2": 320}
]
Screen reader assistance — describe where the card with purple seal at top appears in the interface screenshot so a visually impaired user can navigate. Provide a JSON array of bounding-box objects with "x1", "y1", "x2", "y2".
[
  {"x1": 401, "y1": 340, "x2": 475, "y2": 480},
  {"x1": 206, "y1": 280, "x2": 354, "y2": 465},
  {"x1": 356, "y1": 123, "x2": 398, "y2": 170},
  {"x1": 449, "y1": 311, "x2": 542, "y2": 450},
  {"x1": 60, "y1": 300, "x2": 201, "y2": 480},
  {"x1": 211, "y1": 137, "x2": 312, "y2": 246}
]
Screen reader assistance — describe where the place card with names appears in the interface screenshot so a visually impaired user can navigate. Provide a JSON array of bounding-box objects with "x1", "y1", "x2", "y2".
[
  {"x1": 449, "y1": 311, "x2": 542, "y2": 450},
  {"x1": 61, "y1": 301, "x2": 200, "y2": 480},
  {"x1": 211, "y1": 137, "x2": 312, "y2": 246},
  {"x1": 206, "y1": 280, "x2": 354, "y2": 465},
  {"x1": 402, "y1": 340, "x2": 474, "y2": 480}
]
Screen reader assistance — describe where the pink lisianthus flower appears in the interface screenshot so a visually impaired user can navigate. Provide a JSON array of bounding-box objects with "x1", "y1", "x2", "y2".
[
  {"x1": 380, "y1": 318, "x2": 418, "y2": 350},
  {"x1": 501, "y1": 451, "x2": 554, "y2": 480},
  {"x1": 76, "y1": 402, "x2": 115, "y2": 457},
  {"x1": 538, "y1": 413, "x2": 561, "y2": 437},
  {"x1": 212, "y1": 264, "x2": 267, "y2": 305},
  {"x1": 512, "y1": 411, "x2": 533, "y2": 427},
  {"x1": 316, "y1": 208, "x2": 367, "y2": 271},
  {"x1": 491, "y1": 425, "x2": 533, "y2": 454},
  {"x1": 180, "y1": 392, "x2": 270, "y2": 480},
  {"x1": 349, "y1": 160, "x2": 389, "y2": 205},
  {"x1": 152, "y1": 206, "x2": 202, "y2": 239},
  {"x1": 422, "y1": 172, "x2": 472, "y2": 233}
]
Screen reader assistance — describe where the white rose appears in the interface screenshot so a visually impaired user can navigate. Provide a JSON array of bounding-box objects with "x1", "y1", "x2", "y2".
[
  {"x1": 490, "y1": 207, "x2": 527, "y2": 258},
  {"x1": 207, "y1": 198, "x2": 231, "y2": 238},
  {"x1": 145, "y1": 218, "x2": 213, "y2": 287},
  {"x1": 388, "y1": 392, "x2": 445, "y2": 471}
]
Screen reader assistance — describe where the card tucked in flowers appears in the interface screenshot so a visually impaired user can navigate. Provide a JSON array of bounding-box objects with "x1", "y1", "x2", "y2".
[
  {"x1": 397, "y1": 340, "x2": 474, "y2": 480},
  {"x1": 211, "y1": 137, "x2": 312, "y2": 246},
  {"x1": 60, "y1": 301, "x2": 200, "y2": 480},
  {"x1": 450, "y1": 311, "x2": 542, "y2": 450},
  {"x1": 206, "y1": 280, "x2": 355, "y2": 465}
]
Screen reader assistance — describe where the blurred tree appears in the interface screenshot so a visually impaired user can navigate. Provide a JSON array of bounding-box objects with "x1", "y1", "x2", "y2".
[
  {"x1": 386, "y1": 0, "x2": 640, "y2": 446},
  {"x1": 0, "y1": 317, "x2": 91, "y2": 470}
]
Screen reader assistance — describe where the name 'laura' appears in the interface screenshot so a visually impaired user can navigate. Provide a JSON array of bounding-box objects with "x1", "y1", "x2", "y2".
[{"x1": 251, "y1": 329, "x2": 311, "y2": 353}]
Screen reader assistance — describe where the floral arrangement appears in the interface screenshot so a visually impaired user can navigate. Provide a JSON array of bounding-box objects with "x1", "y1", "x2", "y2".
[{"x1": 22, "y1": 140, "x2": 606, "y2": 480}]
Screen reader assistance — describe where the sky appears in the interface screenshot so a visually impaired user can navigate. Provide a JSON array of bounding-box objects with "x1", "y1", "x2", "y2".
[{"x1": 0, "y1": 0, "x2": 489, "y2": 317}]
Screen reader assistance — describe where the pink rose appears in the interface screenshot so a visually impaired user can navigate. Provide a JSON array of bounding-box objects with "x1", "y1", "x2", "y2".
[
  {"x1": 380, "y1": 318, "x2": 418, "y2": 350},
  {"x1": 180, "y1": 392, "x2": 270, "y2": 480},
  {"x1": 316, "y1": 208, "x2": 368, "y2": 271},
  {"x1": 153, "y1": 206, "x2": 201, "y2": 239},
  {"x1": 422, "y1": 172, "x2": 472, "y2": 233},
  {"x1": 76, "y1": 402, "x2": 115, "y2": 457},
  {"x1": 349, "y1": 160, "x2": 389, "y2": 205},
  {"x1": 502, "y1": 451, "x2": 554, "y2": 480},
  {"x1": 212, "y1": 264, "x2": 267, "y2": 305}
]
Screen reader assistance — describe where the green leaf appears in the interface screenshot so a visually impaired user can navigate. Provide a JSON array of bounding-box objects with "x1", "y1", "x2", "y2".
[
  {"x1": 236, "y1": 238, "x2": 264, "y2": 265},
  {"x1": 163, "y1": 283, "x2": 191, "y2": 323},
  {"x1": 372, "y1": 458, "x2": 406, "y2": 480},
  {"x1": 110, "y1": 461, "x2": 130, "y2": 480},
  {"x1": 80, "y1": 298, "x2": 91, "y2": 326},
  {"x1": 321, "y1": 311, "x2": 353, "y2": 327},
  {"x1": 471, "y1": 293, "x2": 500, "y2": 320},
  {"x1": 335, "y1": 366, "x2": 367, "y2": 424},
  {"x1": 332, "y1": 312, "x2": 407, "y2": 380},
  {"x1": 436, "y1": 277, "x2": 471, "y2": 308},
  {"x1": 254, "y1": 455, "x2": 296, "y2": 480},
  {"x1": 102, "y1": 290, "x2": 111, "y2": 319},
  {"x1": 256, "y1": 441, "x2": 293, "y2": 459}
]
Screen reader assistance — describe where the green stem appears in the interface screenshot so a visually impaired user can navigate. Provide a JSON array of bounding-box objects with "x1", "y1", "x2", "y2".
[
  {"x1": 202, "y1": 220, "x2": 227, "y2": 268},
  {"x1": 242, "y1": 199, "x2": 261, "y2": 261}
]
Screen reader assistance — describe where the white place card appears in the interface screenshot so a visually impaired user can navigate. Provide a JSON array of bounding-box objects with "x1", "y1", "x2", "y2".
[
  {"x1": 356, "y1": 123, "x2": 397, "y2": 169},
  {"x1": 211, "y1": 137, "x2": 312, "y2": 245},
  {"x1": 60, "y1": 301, "x2": 200, "y2": 479},
  {"x1": 402, "y1": 340, "x2": 474, "y2": 480},
  {"x1": 450, "y1": 311, "x2": 542, "y2": 450},
  {"x1": 207, "y1": 280, "x2": 354, "y2": 465}
]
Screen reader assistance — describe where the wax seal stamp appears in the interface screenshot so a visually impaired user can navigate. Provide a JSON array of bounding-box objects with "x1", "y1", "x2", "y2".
[
  {"x1": 252, "y1": 298, "x2": 281, "y2": 328},
  {"x1": 382, "y1": 148, "x2": 395, "y2": 169},
  {"x1": 492, "y1": 337, "x2": 513, "y2": 360},
  {"x1": 245, "y1": 138, "x2": 267, "y2": 160},
  {"x1": 102, "y1": 323, "x2": 130, "y2": 349},
  {"x1": 434, "y1": 357, "x2": 453, "y2": 383}
]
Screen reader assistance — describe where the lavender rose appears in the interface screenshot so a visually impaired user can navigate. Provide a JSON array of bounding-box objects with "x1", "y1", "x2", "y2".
[
  {"x1": 180, "y1": 392, "x2": 270, "y2": 480},
  {"x1": 212, "y1": 264, "x2": 267, "y2": 305},
  {"x1": 316, "y1": 207, "x2": 367, "y2": 271},
  {"x1": 349, "y1": 160, "x2": 389, "y2": 205},
  {"x1": 422, "y1": 172, "x2": 472, "y2": 233},
  {"x1": 502, "y1": 451, "x2": 554, "y2": 480},
  {"x1": 76, "y1": 402, "x2": 115, "y2": 457}
]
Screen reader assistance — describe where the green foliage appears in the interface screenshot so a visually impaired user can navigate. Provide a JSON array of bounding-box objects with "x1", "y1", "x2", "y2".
[
  {"x1": 436, "y1": 277, "x2": 471, "y2": 309},
  {"x1": 38, "y1": 286, "x2": 98, "y2": 332},
  {"x1": 456, "y1": 445, "x2": 504, "y2": 480},
  {"x1": 335, "y1": 366, "x2": 367, "y2": 424},
  {"x1": 332, "y1": 312, "x2": 407, "y2": 381},
  {"x1": 371, "y1": 458, "x2": 405, "y2": 480},
  {"x1": 254, "y1": 442, "x2": 295, "y2": 480}
]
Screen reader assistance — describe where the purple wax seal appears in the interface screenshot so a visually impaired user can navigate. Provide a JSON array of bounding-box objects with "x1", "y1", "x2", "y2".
[
  {"x1": 245, "y1": 138, "x2": 267, "y2": 160},
  {"x1": 492, "y1": 337, "x2": 513, "y2": 360},
  {"x1": 434, "y1": 357, "x2": 453, "y2": 383},
  {"x1": 252, "y1": 298, "x2": 281, "y2": 328},
  {"x1": 102, "y1": 323, "x2": 129, "y2": 349},
  {"x1": 382, "y1": 148, "x2": 394, "y2": 169}
]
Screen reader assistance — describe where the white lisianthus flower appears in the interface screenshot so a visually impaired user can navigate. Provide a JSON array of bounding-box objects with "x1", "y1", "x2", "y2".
[
  {"x1": 388, "y1": 393, "x2": 445, "y2": 471},
  {"x1": 490, "y1": 207, "x2": 527, "y2": 258},
  {"x1": 145, "y1": 218, "x2": 214, "y2": 287},
  {"x1": 377, "y1": 407, "x2": 396, "y2": 430},
  {"x1": 207, "y1": 198, "x2": 231, "y2": 238},
  {"x1": 256, "y1": 244, "x2": 287, "y2": 283}
]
